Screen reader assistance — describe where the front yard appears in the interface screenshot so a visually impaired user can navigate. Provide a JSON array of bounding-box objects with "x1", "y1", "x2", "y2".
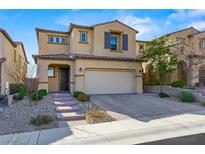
[{"x1": 0, "y1": 95, "x2": 58, "y2": 135}]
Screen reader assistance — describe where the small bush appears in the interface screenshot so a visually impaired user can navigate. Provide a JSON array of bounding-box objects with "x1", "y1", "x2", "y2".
[
  {"x1": 13, "y1": 94, "x2": 24, "y2": 101},
  {"x1": 179, "y1": 91, "x2": 194, "y2": 102},
  {"x1": 171, "y1": 80, "x2": 186, "y2": 88},
  {"x1": 158, "y1": 92, "x2": 169, "y2": 98},
  {"x1": 154, "y1": 80, "x2": 161, "y2": 86},
  {"x1": 38, "y1": 89, "x2": 47, "y2": 96},
  {"x1": 31, "y1": 91, "x2": 44, "y2": 101},
  {"x1": 30, "y1": 115, "x2": 54, "y2": 126},
  {"x1": 18, "y1": 86, "x2": 26, "y2": 96},
  {"x1": 85, "y1": 108, "x2": 115, "y2": 124},
  {"x1": 73, "y1": 91, "x2": 85, "y2": 98},
  {"x1": 77, "y1": 93, "x2": 90, "y2": 102}
]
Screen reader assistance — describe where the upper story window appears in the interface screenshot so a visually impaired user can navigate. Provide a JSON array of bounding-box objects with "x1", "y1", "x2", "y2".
[
  {"x1": 139, "y1": 44, "x2": 144, "y2": 52},
  {"x1": 176, "y1": 37, "x2": 185, "y2": 43},
  {"x1": 48, "y1": 36, "x2": 66, "y2": 44},
  {"x1": 110, "y1": 35, "x2": 118, "y2": 50},
  {"x1": 80, "y1": 31, "x2": 88, "y2": 43}
]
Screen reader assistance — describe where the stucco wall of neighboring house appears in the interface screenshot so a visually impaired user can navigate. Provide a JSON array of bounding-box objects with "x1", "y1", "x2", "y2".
[
  {"x1": 189, "y1": 32, "x2": 205, "y2": 54},
  {"x1": 92, "y1": 22, "x2": 136, "y2": 57},
  {"x1": 37, "y1": 31, "x2": 70, "y2": 54},
  {"x1": 0, "y1": 31, "x2": 28, "y2": 94},
  {"x1": 69, "y1": 28, "x2": 93, "y2": 54}
]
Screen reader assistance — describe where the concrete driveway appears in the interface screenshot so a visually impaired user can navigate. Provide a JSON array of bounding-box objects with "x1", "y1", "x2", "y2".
[{"x1": 91, "y1": 94, "x2": 205, "y2": 121}]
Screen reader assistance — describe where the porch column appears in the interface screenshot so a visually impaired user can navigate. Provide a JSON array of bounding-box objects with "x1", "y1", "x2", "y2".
[
  {"x1": 136, "y1": 70, "x2": 143, "y2": 94},
  {"x1": 37, "y1": 60, "x2": 48, "y2": 91}
]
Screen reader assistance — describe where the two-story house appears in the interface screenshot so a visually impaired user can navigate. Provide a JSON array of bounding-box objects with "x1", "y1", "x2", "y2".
[
  {"x1": 33, "y1": 20, "x2": 144, "y2": 94},
  {"x1": 142, "y1": 27, "x2": 205, "y2": 87},
  {"x1": 0, "y1": 28, "x2": 29, "y2": 94}
]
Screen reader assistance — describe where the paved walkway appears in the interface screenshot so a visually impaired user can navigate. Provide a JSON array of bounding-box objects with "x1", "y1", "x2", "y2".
[
  {"x1": 1, "y1": 110, "x2": 205, "y2": 145},
  {"x1": 53, "y1": 93, "x2": 85, "y2": 121}
]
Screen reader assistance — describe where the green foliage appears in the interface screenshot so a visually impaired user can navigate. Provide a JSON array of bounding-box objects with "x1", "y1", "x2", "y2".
[
  {"x1": 144, "y1": 37, "x2": 178, "y2": 86},
  {"x1": 158, "y1": 92, "x2": 169, "y2": 98},
  {"x1": 13, "y1": 86, "x2": 26, "y2": 101},
  {"x1": 154, "y1": 80, "x2": 162, "y2": 86},
  {"x1": 30, "y1": 115, "x2": 54, "y2": 126},
  {"x1": 73, "y1": 91, "x2": 85, "y2": 98},
  {"x1": 171, "y1": 80, "x2": 186, "y2": 88},
  {"x1": 13, "y1": 94, "x2": 24, "y2": 101},
  {"x1": 31, "y1": 91, "x2": 44, "y2": 101},
  {"x1": 179, "y1": 91, "x2": 194, "y2": 102},
  {"x1": 77, "y1": 93, "x2": 90, "y2": 102},
  {"x1": 19, "y1": 86, "x2": 26, "y2": 96},
  {"x1": 38, "y1": 89, "x2": 47, "y2": 96}
]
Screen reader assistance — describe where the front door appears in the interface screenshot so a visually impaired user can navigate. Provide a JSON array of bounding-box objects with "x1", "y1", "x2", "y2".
[{"x1": 60, "y1": 67, "x2": 69, "y2": 91}]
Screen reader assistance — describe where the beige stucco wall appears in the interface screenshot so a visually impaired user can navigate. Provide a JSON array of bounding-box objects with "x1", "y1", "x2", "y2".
[
  {"x1": 92, "y1": 22, "x2": 136, "y2": 57},
  {"x1": 136, "y1": 41, "x2": 147, "y2": 56},
  {"x1": 69, "y1": 28, "x2": 93, "y2": 54},
  {"x1": 37, "y1": 59, "x2": 75, "y2": 92},
  {"x1": 38, "y1": 31, "x2": 70, "y2": 54},
  {"x1": 74, "y1": 59, "x2": 143, "y2": 94},
  {"x1": 37, "y1": 58, "x2": 143, "y2": 94}
]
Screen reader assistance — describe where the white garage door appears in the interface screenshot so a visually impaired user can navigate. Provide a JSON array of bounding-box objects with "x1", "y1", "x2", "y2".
[{"x1": 85, "y1": 70, "x2": 135, "y2": 94}]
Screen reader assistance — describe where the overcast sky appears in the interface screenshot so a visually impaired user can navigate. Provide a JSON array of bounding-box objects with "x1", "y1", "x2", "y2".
[{"x1": 1, "y1": 9, "x2": 205, "y2": 63}]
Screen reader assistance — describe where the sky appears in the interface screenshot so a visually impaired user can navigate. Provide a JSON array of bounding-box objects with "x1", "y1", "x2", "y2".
[{"x1": 1, "y1": 9, "x2": 205, "y2": 64}]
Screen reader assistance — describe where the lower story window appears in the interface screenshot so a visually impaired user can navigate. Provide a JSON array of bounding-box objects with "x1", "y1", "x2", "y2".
[{"x1": 48, "y1": 67, "x2": 55, "y2": 77}]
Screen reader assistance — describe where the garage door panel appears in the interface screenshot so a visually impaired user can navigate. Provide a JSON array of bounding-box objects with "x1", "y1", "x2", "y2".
[{"x1": 85, "y1": 70, "x2": 134, "y2": 94}]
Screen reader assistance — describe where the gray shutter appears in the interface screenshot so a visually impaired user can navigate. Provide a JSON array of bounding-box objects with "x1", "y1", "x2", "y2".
[
  {"x1": 104, "y1": 32, "x2": 110, "y2": 49},
  {"x1": 122, "y1": 34, "x2": 128, "y2": 51}
]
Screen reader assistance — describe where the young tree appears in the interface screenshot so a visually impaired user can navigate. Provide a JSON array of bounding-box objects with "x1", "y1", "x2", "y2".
[{"x1": 144, "y1": 36, "x2": 178, "y2": 93}]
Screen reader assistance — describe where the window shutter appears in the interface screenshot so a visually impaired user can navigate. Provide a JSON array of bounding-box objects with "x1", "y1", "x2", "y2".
[
  {"x1": 122, "y1": 34, "x2": 128, "y2": 51},
  {"x1": 104, "y1": 32, "x2": 111, "y2": 49}
]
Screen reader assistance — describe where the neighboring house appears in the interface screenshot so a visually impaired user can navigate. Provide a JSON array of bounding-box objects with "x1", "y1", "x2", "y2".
[
  {"x1": 0, "y1": 28, "x2": 29, "y2": 94},
  {"x1": 33, "y1": 20, "x2": 144, "y2": 94},
  {"x1": 142, "y1": 27, "x2": 205, "y2": 87}
]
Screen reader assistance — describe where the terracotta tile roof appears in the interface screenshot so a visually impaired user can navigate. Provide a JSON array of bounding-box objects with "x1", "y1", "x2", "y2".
[
  {"x1": 0, "y1": 28, "x2": 17, "y2": 47},
  {"x1": 136, "y1": 40, "x2": 149, "y2": 43},
  {"x1": 35, "y1": 28, "x2": 68, "y2": 34},
  {"x1": 32, "y1": 53, "x2": 144, "y2": 63},
  {"x1": 0, "y1": 58, "x2": 6, "y2": 64},
  {"x1": 68, "y1": 23, "x2": 93, "y2": 33},
  {"x1": 15, "y1": 42, "x2": 29, "y2": 64},
  {"x1": 92, "y1": 20, "x2": 139, "y2": 33}
]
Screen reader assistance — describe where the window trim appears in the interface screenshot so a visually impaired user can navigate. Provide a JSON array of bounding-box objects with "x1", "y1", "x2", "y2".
[
  {"x1": 139, "y1": 44, "x2": 144, "y2": 52},
  {"x1": 48, "y1": 67, "x2": 55, "y2": 78},
  {"x1": 48, "y1": 35, "x2": 67, "y2": 44},
  {"x1": 79, "y1": 31, "x2": 88, "y2": 44}
]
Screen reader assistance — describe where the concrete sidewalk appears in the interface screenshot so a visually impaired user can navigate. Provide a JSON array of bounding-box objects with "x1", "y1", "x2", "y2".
[{"x1": 1, "y1": 110, "x2": 205, "y2": 145}]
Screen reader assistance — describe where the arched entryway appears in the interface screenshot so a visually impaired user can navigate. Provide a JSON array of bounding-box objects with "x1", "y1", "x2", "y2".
[
  {"x1": 177, "y1": 61, "x2": 188, "y2": 84},
  {"x1": 48, "y1": 64, "x2": 70, "y2": 92},
  {"x1": 199, "y1": 65, "x2": 205, "y2": 86}
]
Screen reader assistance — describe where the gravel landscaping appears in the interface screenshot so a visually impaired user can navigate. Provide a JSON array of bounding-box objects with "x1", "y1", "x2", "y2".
[{"x1": 0, "y1": 94, "x2": 58, "y2": 135}]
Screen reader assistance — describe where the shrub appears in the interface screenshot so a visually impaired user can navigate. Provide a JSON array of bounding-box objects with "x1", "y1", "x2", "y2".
[
  {"x1": 77, "y1": 93, "x2": 90, "y2": 102},
  {"x1": 30, "y1": 115, "x2": 54, "y2": 126},
  {"x1": 18, "y1": 86, "x2": 26, "y2": 96},
  {"x1": 13, "y1": 94, "x2": 24, "y2": 101},
  {"x1": 154, "y1": 80, "x2": 161, "y2": 86},
  {"x1": 38, "y1": 89, "x2": 47, "y2": 96},
  {"x1": 158, "y1": 92, "x2": 169, "y2": 98},
  {"x1": 85, "y1": 108, "x2": 115, "y2": 124},
  {"x1": 31, "y1": 91, "x2": 44, "y2": 101},
  {"x1": 171, "y1": 80, "x2": 186, "y2": 88},
  {"x1": 73, "y1": 91, "x2": 85, "y2": 98},
  {"x1": 179, "y1": 91, "x2": 195, "y2": 102}
]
